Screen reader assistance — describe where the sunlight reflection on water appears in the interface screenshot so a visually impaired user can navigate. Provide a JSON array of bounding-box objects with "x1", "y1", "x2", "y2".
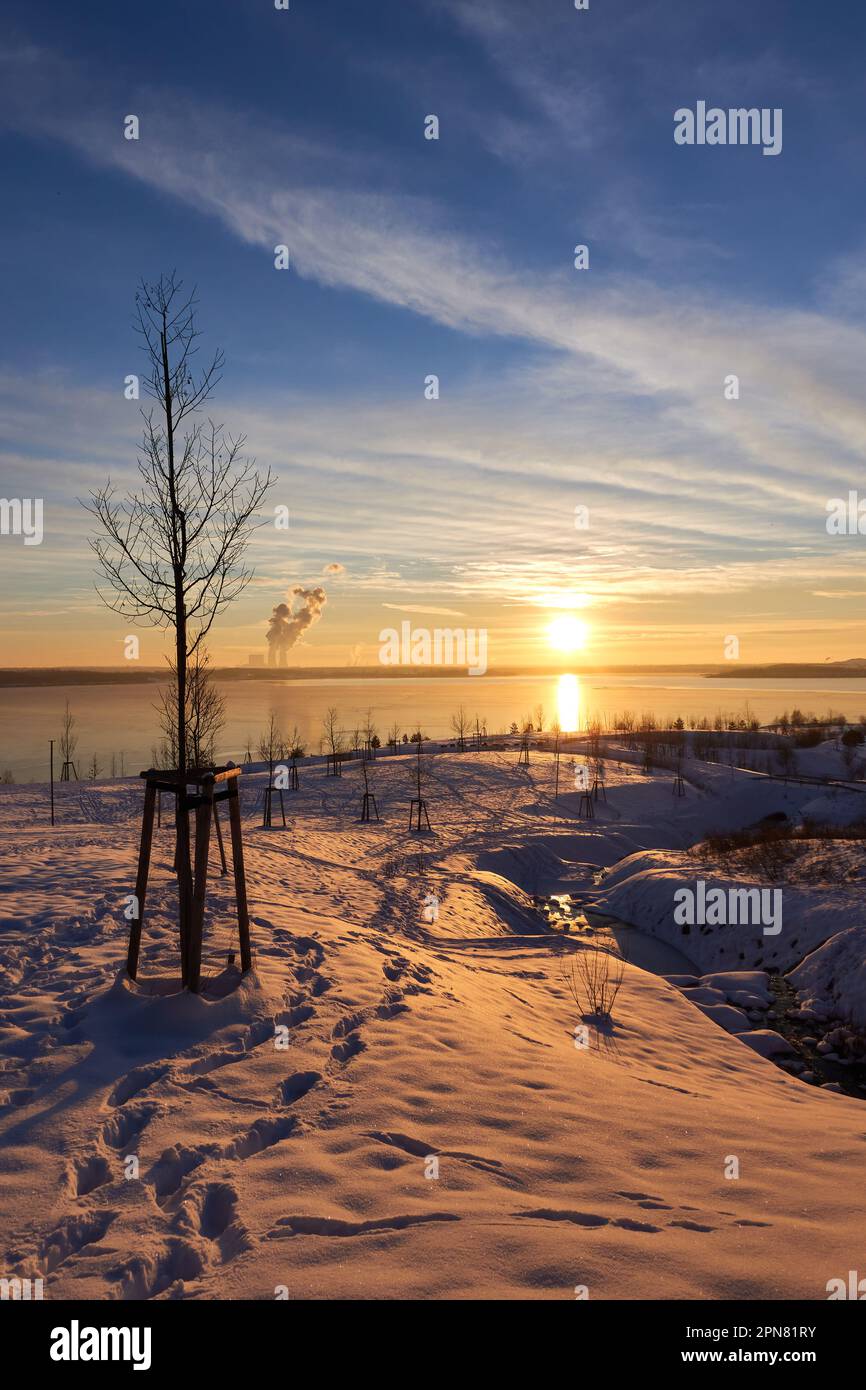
[{"x1": 557, "y1": 673, "x2": 579, "y2": 732}]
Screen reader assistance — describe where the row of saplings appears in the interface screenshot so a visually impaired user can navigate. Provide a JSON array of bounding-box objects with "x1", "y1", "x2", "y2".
[{"x1": 252, "y1": 709, "x2": 435, "y2": 832}]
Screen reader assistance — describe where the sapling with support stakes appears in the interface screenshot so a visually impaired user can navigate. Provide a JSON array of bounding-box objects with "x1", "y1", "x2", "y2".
[
  {"x1": 322, "y1": 706, "x2": 345, "y2": 776},
  {"x1": 408, "y1": 728, "x2": 432, "y2": 832},
  {"x1": 258, "y1": 711, "x2": 287, "y2": 827},
  {"x1": 518, "y1": 727, "x2": 530, "y2": 766},
  {"x1": 450, "y1": 704, "x2": 469, "y2": 752},
  {"x1": 592, "y1": 757, "x2": 607, "y2": 802},
  {"x1": 359, "y1": 757, "x2": 380, "y2": 822},
  {"x1": 473, "y1": 713, "x2": 486, "y2": 753},
  {"x1": 59, "y1": 700, "x2": 79, "y2": 781},
  {"x1": 84, "y1": 272, "x2": 274, "y2": 982},
  {"x1": 362, "y1": 709, "x2": 378, "y2": 760},
  {"x1": 284, "y1": 725, "x2": 304, "y2": 789}
]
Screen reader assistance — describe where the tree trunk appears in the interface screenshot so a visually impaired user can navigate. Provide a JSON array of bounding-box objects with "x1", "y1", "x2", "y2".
[{"x1": 160, "y1": 310, "x2": 193, "y2": 986}]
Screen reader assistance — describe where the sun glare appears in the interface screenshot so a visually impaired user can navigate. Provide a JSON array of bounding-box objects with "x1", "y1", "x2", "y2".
[
  {"x1": 547, "y1": 614, "x2": 589, "y2": 652},
  {"x1": 557, "y1": 673, "x2": 580, "y2": 732}
]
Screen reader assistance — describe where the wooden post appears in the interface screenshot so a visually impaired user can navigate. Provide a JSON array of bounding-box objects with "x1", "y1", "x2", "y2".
[
  {"x1": 49, "y1": 739, "x2": 55, "y2": 826},
  {"x1": 188, "y1": 774, "x2": 214, "y2": 994},
  {"x1": 176, "y1": 785, "x2": 194, "y2": 988},
  {"x1": 213, "y1": 802, "x2": 228, "y2": 875},
  {"x1": 228, "y1": 775, "x2": 252, "y2": 972},
  {"x1": 127, "y1": 779, "x2": 157, "y2": 980}
]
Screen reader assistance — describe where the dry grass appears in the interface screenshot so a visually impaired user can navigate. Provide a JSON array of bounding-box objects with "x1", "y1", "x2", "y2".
[{"x1": 561, "y1": 944, "x2": 625, "y2": 1022}]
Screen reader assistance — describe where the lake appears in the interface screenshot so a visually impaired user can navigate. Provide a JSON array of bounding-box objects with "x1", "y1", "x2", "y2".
[{"x1": 2, "y1": 672, "x2": 865, "y2": 784}]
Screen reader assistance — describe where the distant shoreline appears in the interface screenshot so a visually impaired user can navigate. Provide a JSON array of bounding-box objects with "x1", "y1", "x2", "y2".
[{"x1": 0, "y1": 662, "x2": 865, "y2": 688}]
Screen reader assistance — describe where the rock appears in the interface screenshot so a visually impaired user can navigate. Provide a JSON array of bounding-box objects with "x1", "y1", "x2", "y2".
[
  {"x1": 820, "y1": 1082, "x2": 844, "y2": 1093},
  {"x1": 738, "y1": 1029, "x2": 796, "y2": 1059},
  {"x1": 700, "y1": 970, "x2": 771, "y2": 1004},
  {"x1": 801, "y1": 1036, "x2": 818, "y2": 1047},
  {"x1": 729, "y1": 991, "x2": 770, "y2": 1010},
  {"x1": 816, "y1": 1040, "x2": 832, "y2": 1054}
]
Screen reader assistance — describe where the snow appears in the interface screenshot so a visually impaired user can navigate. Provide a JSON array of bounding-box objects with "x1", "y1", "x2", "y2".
[
  {"x1": 1, "y1": 748, "x2": 865, "y2": 1300},
  {"x1": 737, "y1": 1030, "x2": 797, "y2": 1059},
  {"x1": 789, "y1": 927, "x2": 866, "y2": 1030}
]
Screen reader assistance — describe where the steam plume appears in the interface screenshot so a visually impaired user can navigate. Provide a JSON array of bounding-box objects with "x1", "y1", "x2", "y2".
[{"x1": 266, "y1": 585, "x2": 327, "y2": 666}]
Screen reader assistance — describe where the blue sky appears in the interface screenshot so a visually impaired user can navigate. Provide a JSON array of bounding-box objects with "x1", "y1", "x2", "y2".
[{"x1": 2, "y1": 0, "x2": 866, "y2": 668}]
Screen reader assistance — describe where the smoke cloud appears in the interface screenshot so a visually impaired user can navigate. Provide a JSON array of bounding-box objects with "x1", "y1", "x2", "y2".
[{"x1": 266, "y1": 585, "x2": 327, "y2": 666}]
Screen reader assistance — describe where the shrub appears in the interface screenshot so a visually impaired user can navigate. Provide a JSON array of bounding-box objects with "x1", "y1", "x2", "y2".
[{"x1": 561, "y1": 945, "x2": 625, "y2": 1022}]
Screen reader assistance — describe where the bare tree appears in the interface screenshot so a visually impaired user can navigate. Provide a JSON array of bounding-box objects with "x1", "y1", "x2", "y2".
[
  {"x1": 84, "y1": 273, "x2": 273, "y2": 777},
  {"x1": 59, "y1": 700, "x2": 79, "y2": 779},
  {"x1": 88, "y1": 753, "x2": 101, "y2": 780},
  {"x1": 408, "y1": 725, "x2": 432, "y2": 831},
  {"x1": 322, "y1": 706, "x2": 344, "y2": 775},
  {"x1": 387, "y1": 720, "x2": 401, "y2": 752},
  {"x1": 534, "y1": 703, "x2": 545, "y2": 733},
  {"x1": 157, "y1": 648, "x2": 225, "y2": 770},
  {"x1": 450, "y1": 704, "x2": 469, "y2": 752},
  {"x1": 362, "y1": 708, "x2": 378, "y2": 758},
  {"x1": 258, "y1": 711, "x2": 283, "y2": 781},
  {"x1": 285, "y1": 724, "x2": 305, "y2": 759}
]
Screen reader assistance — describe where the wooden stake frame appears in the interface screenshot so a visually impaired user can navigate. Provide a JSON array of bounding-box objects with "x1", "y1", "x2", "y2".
[{"x1": 127, "y1": 764, "x2": 251, "y2": 993}]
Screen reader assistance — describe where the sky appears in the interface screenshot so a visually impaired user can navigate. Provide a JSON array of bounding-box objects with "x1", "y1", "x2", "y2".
[{"x1": 1, "y1": 0, "x2": 866, "y2": 671}]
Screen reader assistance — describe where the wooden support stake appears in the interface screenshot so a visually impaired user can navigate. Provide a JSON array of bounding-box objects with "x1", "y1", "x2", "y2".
[
  {"x1": 213, "y1": 802, "x2": 228, "y2": 875},
  {"x1": 188, "y1": 775, "x2": 214, "y2": 994},
  {"x1": 228, "y1": 776, "x2": 252, "y2": 973},
  {"x1": 127, "y1": 780, "x2": 156, "y2": 980},
  {"x1": 175, "y1": 789, "x2": 194, "y2": 988}
]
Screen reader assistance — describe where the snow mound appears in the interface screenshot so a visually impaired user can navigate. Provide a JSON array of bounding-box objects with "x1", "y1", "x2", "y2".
[
  {"x1": 594, "y1": 851, "x2": 861, "y2": 974},
  {"x1": 788, "y1": 927, "x2": 866, "y2": 1030},
  {"x1": 696, "y1": 1002, "x2": 752, "y2": 1034},
  {"x1": 738, "y1": 1030, "x2": 797, "y2": 1059}
]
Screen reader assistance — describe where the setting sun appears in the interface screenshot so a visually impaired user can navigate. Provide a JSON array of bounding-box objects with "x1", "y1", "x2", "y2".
[{"x1": 547, "y1": 614, "x2": 589, "y2": 652}]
